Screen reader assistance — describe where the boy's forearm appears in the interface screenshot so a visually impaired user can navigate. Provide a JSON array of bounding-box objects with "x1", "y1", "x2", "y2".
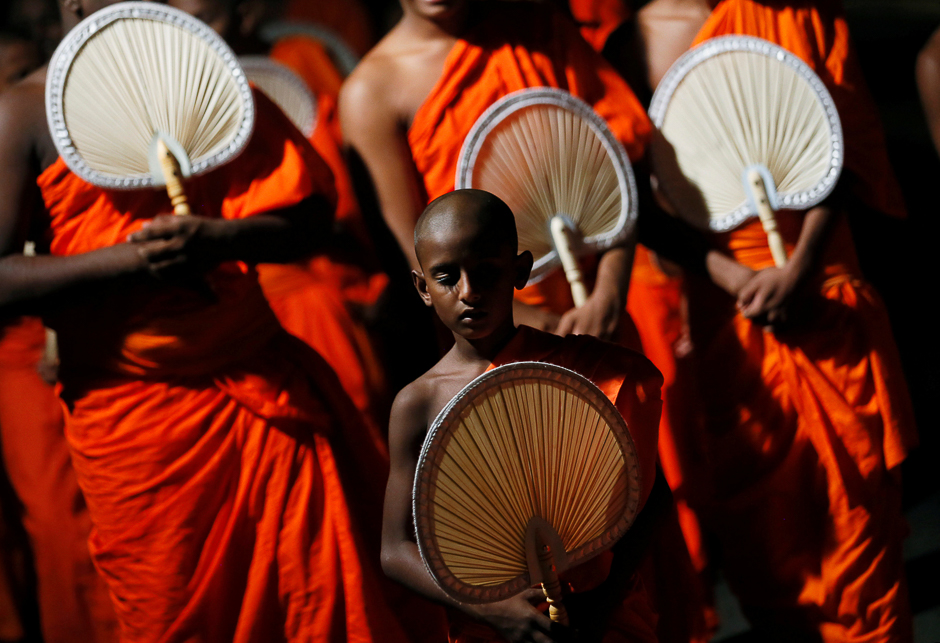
[{"x1": 593, "y1": 244, "x2": 632, "y2": 306}]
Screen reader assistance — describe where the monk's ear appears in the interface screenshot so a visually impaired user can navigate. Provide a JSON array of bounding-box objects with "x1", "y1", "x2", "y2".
[
  {"x1": 412, "y1": 269, "x2": 434, "y2": 307},
  {"x1": 514, "y1": 250, "x2": 533, "y2": 290}
]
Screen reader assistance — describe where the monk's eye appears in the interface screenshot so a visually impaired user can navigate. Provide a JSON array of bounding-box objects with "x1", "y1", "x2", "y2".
[{"x1": 435, "y1": 273, "x2": 458, "y2": 287}]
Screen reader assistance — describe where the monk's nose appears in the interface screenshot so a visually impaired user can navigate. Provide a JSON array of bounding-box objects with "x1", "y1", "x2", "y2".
[{"x1": 458, "y1": 274, "x2": 481, "y2": 303}]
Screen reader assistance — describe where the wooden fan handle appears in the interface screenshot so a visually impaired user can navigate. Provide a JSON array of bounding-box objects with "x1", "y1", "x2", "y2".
[
  {"x1": 550, "y1": 216, "x2": 588, "y2": 308},
  {"x1": 536, "y1": 541, "x2": 570, "y2": 626},
  {"x1": 156, "y1": 139, "x2": 191, "y2": 216},
  {"x1": 746, "y1": 169, "x2": 787, "y2": 268}
]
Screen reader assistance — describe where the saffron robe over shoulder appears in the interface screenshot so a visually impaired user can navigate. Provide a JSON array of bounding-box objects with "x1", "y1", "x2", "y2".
[
  {"x1": 446, "y1": 325, "x2": 662, "y2": 643},
  {"x1": 680, "y1": 2, "x2": 918, "y2": 640},
  {"x1": 407, "y1": 1, "x2": 651, "y2": 316},
  {"x1": 36, "y1": 90, "x2": 406, "y2": 643}
]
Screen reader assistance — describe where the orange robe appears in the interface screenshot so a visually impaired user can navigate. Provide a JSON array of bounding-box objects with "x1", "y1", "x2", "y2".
[
  {"x1": 681, "y1": 2, "x2": 918, "y2": 640},
  {"x1": 35, "y1": 91, "x2": 406, "y2": 643},
  {"x1": 447, "y1": 325, "x2": 662, "y2": 643},
  {"x1": 568, "y1": 0, "x2": 630, "y2": 51},
  {"x1": 407, "y1": 2, "x2": 650, "y2": 325},
  {"x1": 261, "y1": 37, "x2": 389, "y2": 431},
  {"x1": 0, "y1": 317, "x2": 118, "y2": 643},
  {"x1": 284, "y1": 0, "x2": 374, "y2": 57}
]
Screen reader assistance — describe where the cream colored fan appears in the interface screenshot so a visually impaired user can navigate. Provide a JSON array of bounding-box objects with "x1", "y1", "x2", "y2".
[
  {"x1": 649, "y1": 36, "x2": 843, "y2": 266},
  {"x1": 240, "y1": 56, "x2": 317, "y2": 138},
  {"x1": 456, "y1": 88, "x2": 637, "y2": 307},
  {"x1": 46, "y1": 2, "x2": 255, "y2": 213},
  {"x1": 413, "y1": 362, "x2": 642, "y2": 624},
  {"x1": 259, "y1": 20, "x2": 360, "y2": 77}
]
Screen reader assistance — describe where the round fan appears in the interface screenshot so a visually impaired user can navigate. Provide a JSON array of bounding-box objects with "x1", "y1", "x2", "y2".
[
  {"x1": 241, "y1": 56, "x2": 317, "y2": 137},
  {"x1": 46, "y1": 1, "x2": 255, "y2": 196},
  {"x1": 455, "y1": 88, "x2": 638, "y2": 307},
  {"x1": 259, "y1": 20, "x2": 360, "y2": 77},
  {"x1": 413, "y1": 362, "x2": 642, "y2": 623},
  {"x1": 649, "y1": 35, "x2": 843, "y2": 266}
]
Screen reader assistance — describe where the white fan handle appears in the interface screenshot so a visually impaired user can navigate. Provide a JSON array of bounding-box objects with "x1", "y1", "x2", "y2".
[
  {"x1": 156, "y1": 139, "x2": 191, "y2": 216},
  {"x1": 746, "y1": 169, "x2": 787, "y2": 268},
  {"x1": 550, "y1": 216, "x2": 589, "y2": 308}
]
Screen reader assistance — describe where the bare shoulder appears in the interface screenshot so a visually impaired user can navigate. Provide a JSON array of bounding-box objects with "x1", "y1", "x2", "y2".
[
  {"x1": 0, "y1": 73, "x2": 47, "y2": 149},
  {"x1": 339, "y1": 28, "x2": 412, "y2": 130},
  {"x1": 388, "y1": 370, "x2": 439, "y2": 462}
]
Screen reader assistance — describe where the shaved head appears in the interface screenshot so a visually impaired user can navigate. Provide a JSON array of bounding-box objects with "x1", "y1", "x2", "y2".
[{"x1": 414, "y1": 189, "x2": 517, "y2": 266}]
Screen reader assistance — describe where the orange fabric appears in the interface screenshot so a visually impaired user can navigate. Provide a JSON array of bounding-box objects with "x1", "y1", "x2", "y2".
[
  {"x1": 407, "y1": 1, "x2": 651, "y2": 318},
  {"x1": 265, "y1": 39, "x2": 390, "y2": 428},
  {"x1": 692, "y1": 0, "x2": 905, "y2": 218},
  {"x1": 683, "y1": 6, "x2": 918, "y2": 638},
  {"x1": 447, "y1": 325, "x2": 662, "y2": 643},
  {"x1": 0, "y1": 317, "x2": 118, "y2": 643},
  {"x1": 34, "y1": 91, "x2": 406, "y2": 643},
  {"x1": 284, "y1": 0, "x2": 374, "y2": 57},
  {"x1": 569, "y1": 0, "x2": 631, "y2": 51}
]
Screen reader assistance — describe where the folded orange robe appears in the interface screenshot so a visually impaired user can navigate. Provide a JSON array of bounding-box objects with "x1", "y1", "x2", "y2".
[
  {"x1": 264, "y1": 38, "x2": 390, "y2": 430},
  {"x1": 35, "y1": 91, "x2": 406, "y2": 643},
  {"x1": 446, "y1": 325, "x2": 662, "y2": 643},
  {"x1": 408, "y1": 2, "x2": 651, "y2": 321},
  {"x1": 0, "y1": 317, "x2": 118, "y2": 643},
  {"x1": 568, "y1": 0, "x2": 630, "y2": 51},
  {"x1": 680, "y1": 2, "x2": 918, "y2": 640}
]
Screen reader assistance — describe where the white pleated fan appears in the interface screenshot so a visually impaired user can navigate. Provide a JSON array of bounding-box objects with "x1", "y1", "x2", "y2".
[
  {"x1": 46, "y1": 2, "x2": 254, "y2": 191},
  {"x1": 456, "y1": 88, "x2": 637, "y2": 307},
  {"x1": 649, "y1": 36, "x2": 843, "y2": 266},
  {"x1": 414, "y1": 362, "x2": 642, "y2": 623},
  {"x1": 241, "y1": 56, "x2": 317, "y2": 137}
]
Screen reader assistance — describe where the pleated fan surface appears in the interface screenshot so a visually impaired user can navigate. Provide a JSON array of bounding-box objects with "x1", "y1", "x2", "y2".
[{"x1": 241, "y1": 56, "x2": 317, "y2": 137}]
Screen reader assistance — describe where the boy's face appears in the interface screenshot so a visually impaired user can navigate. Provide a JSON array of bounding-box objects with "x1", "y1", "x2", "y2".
[
  {"x1": 414, "y1": 213, "x2": 530, "y2": 341},
  {"x1": 400, "y1": 0, "x2": 469, "y2": 23}
]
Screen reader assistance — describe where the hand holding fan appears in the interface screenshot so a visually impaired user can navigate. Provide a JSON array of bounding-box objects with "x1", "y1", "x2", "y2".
[
  {"x1": 46, "y1": 2, "x2": 255, "y2": 214},
  {"x1": 456, "y1": 89, "x2": 638, "y2": 307},
  {"x1": 648, "y1": 36, "x2": 843, "y2": 267},
  {"x1": 413, "y1": 362, "x2": 643, "y2": 625}
]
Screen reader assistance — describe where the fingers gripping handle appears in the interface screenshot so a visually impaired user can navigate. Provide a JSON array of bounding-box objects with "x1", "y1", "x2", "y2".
[
  {"x1": 536, "y1": 538, "x2": 570, "y2": 626},
  {"x1": 156, "y1": 139, "x2": 191, "y2": 216},
  {"x1": 550, "y1": 216, "x2": 588, "y2": 308},
  {"x1": 746, "y1": 169, "x2": 787, "y2": 268}
]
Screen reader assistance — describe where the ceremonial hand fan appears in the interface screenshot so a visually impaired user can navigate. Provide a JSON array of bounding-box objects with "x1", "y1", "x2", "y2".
[
  {"x1": 413, "y1": 362, "x2": 642, "y2": 625},
  {"x1": 240, "y1": 56, "x2": 317, "y2": 138},
  {"x1": 648, "y1": 36, "x2": 843, "y2": 267},
  {"x1": 46, "y1": 2, "x2": 255, "y2": 214},
  {"x1": 456, "y1": 88, "x2": 638, "y2": 307}
]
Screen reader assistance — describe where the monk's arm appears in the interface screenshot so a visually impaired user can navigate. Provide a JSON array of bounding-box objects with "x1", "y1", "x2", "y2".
[
  {"x1": 126, "y1": 194, "x2": 333, "y2": 271},
  {"x1": 0, "y1": 88, "x2": 148, "y2": 313},
  {"x1": 339, "y1": 75, "x2": 426, "y2": 271},
  {"x1": 917, "y1": 26, "x2": 940, "y2": 157},
  {"x1": 383, "y1": 385, "x2": 560, "y2": 643},
  {"x1": 737, "y1": 204, "x2": 838, "y2": 325}
]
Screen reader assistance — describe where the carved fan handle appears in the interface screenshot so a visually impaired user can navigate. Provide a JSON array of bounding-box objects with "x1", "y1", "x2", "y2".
[
  {"x1": 156, "y1": 139, "x2": 191, "y2": 216},
  {"x1": 747, "y1": 169, "x2": 787, "y2": 268},
  {"x1": 550, "y1": 216, "x2": 588, "y2": 308},
  {"x1": 536, "y1": 541, "x2": 570, "y2": 626}
]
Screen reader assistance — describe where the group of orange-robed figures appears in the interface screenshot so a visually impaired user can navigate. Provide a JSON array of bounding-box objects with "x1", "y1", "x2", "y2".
[{"x1": 0, "y1": 0, "x2": 931, "y2": 641}]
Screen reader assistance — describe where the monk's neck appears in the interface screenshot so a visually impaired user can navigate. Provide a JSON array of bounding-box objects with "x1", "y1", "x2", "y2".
[{"x1": 452, "y1": 324, "x2": 519, "y2": 366}]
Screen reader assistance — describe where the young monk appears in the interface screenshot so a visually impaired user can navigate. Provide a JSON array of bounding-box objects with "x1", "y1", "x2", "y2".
[
  {"x1": 0, "y1": 1, "x2": 410, "y2": 641},
  {"x1": 383, "y1": 188, "x2": 668, "y2": 643},
  {"x1": 607, "y1": 0, "x2": 919, "y2": 640},
  {"x1": 917, "y1": 24, "x2": 940, "y2": 158},
  {"x1": 0, "y1": 27, "x2": 118, "y2": 643}
]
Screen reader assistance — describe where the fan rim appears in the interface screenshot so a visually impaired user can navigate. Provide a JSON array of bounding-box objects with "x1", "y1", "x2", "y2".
[
  {"x1": 413, "y1": 360, "x2": 643, "y2": 604},
  {"x1": 455, "y1": 88, "x2": 638, "y2": 286},
  {"x1": 258, "y1": 20, "x2": 360, "y2": 77},
  {"x1": 647, "y1": 34, "x2": 844, "y2": 232},
  {"x1": 240, "y1": 55, "x2": 318, "y2": 138},
  {"x1": 46, "y1": 1, "x2": 256, "y2": 190}
]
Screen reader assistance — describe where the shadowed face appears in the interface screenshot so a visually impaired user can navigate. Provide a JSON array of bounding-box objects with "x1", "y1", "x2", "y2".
[
  {"x1": 167, "y1": 0, "x2": 234, "y2": 38},
  {"x1": 414, "y1": 191, "x2": 531, "y2": 341}
]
